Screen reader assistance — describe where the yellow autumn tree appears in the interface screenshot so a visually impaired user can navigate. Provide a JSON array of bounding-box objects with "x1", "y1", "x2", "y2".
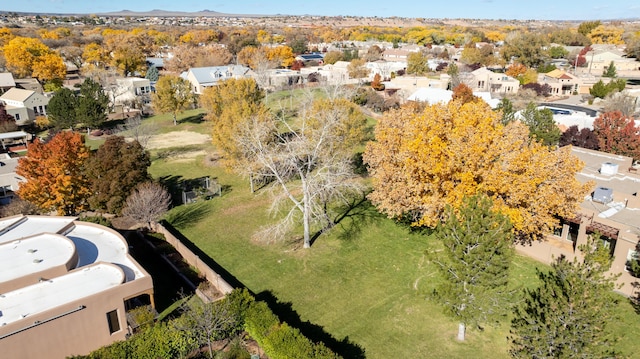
[
  {"x1": 3, "y1": 37, "x2": 66, "y2": 81},
  {"x1": 201, "y1": 78, "x2": 267, "y2": 169},
  {"x1": 363, "y1": 100, "x2": 592, "y2": 241},
  {"x1": 267, "y1": 45, "x2": 295, "y2": 68},
  {"x1": 0, "y1": 27, "x2": 15, "y2": 47},
  {"x1": 82, "y1": 42, "x2": 108, "y2": 68},
  {"x1": 588, "y1": 25, "x2": 625, "y2": 45}
]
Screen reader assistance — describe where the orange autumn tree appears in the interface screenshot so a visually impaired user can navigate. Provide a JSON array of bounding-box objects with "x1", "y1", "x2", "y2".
[
  {"x1": 16, "y1": 131, "x2": 91, "y2": 215},
  {"x1": 363, "y1": 99, "x2": 592, "y2": 241}
]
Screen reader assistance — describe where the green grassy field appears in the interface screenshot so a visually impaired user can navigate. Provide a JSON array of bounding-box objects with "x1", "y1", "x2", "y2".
[{"x1": 149, "y1": 151, "x2": 640, "y2": 359}]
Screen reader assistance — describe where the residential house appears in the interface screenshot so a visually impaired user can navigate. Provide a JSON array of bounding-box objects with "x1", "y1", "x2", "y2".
[
  {"x1": 382, "y1": 48, "x2": 412, "y2": 62},
  {"x1": 251, "y1": 69, "x2": 302, "y2": 90},
  {"x1": 365, "y1": 61, "x2": 406, "y2": 81},
  {"x1": 0, "y1": 215, "x2": 155, "y2": 359},
  {"x1": 539, "y1": 69, "x2": 581, "y2": 95},
  {"x1": 470, "y1": 67, "x2": 519, "y2": 94},
  {"x1": 0, "y1": 73, "x2": 16, "y2": 95},
  {"x1": 183, "y1": 65, "x2": 251, "y2": 94},
  {"x1": 517, "y1": 147, "x2": 640, "y2": 297},
  {"x1": 300, "y1": 61, "x2": 356, "y2": 85},
  {"x1": 584, "y1": 47, "x2": 640, "y2": 73},
  {"x1": 295, "y1": 53, "x2": 324, "y2": 65},
  {"x1": 0, "y1": 88, "x2": 50, "y2": 126},
  {"x1": 109, "y1": 77, "x2": 152, "y2": 110}
]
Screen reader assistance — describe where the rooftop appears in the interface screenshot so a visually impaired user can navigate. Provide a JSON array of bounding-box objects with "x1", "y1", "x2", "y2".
[
  {"x1": 0, "y1": 88, "x2": 34, "y2": 103},
  {"x1": 571, "y1": 147, "x2": 640, "y2": 234},
  {"x1": 0, "y1": 263, "x2": 124, "y2": 326},
  {"x1": 0, "y1": 215, "x2": 147, "y2": 327}
]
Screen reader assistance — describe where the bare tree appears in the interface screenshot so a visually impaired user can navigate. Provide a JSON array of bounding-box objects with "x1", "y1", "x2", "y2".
[
  {"x1": 174, "y1": 296, "x2": 239, "y2": 359},
  {"x1": 122, "y1": 182, "x2": 171, "y2": 229},
  {"x1": 120, "y1": 116, "x2": 158, "y2": 149},
  {"x1": 601, "y1": 92, "x2": 639, "y2": 117},
  {"x1": 234, "y1": 94, "x2": 367, "y2": 248}
]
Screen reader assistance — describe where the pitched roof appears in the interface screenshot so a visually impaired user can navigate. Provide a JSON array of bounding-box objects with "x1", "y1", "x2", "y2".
[
  {"x1": 0, "y1": 73, "x2": 16, "y2": 88},
  {"x1": 0, "y1": 88, "x2": 35, "y2": 103},
  {"x1": 188, "y1": 65, "x2": 250, "y2": 84}
]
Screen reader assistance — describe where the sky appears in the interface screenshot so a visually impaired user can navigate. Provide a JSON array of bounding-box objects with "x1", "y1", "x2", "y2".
[{"x1": 2, "y1": 0, "x2": 639, "y2": 21}]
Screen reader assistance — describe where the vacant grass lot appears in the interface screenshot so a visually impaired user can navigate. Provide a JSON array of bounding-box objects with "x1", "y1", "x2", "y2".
[{"x1": 150, "y1": 150, "x2": 640, "y2": 358}]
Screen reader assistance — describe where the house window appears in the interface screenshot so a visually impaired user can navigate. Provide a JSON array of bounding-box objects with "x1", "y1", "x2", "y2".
[
  {"x1": 106, "y1": 310, "x2": 121, "y2": 334},
  {"x1": 33, "y1": 106, "x2": 38, "y2": 114},
  {"x1": 14, "y1": 114, "x2": 20, "y2": 121},
  {"x1": 626, "y1": 249, "x2": 639, "y2": 273},
  {"x1": 38, "y1": 105, "x2": 43, "y2": 113},
  {"x1": 478, "y1": 80, "x2": 485, "y2": 88}
]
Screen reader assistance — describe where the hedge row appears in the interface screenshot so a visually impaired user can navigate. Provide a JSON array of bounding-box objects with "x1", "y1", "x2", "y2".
[{"x1": 244, "y1": 301, "x2": 340, "y2": 359}]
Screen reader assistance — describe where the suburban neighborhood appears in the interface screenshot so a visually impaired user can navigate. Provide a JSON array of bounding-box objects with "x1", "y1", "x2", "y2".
[{"x1": 1, "y1": 3, "x2": 640, "y2": 358}]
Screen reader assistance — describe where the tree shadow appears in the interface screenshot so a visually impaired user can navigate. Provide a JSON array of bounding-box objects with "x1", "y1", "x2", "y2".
[
  {"x1": 255, "y1": 290, "x2": 366, "y2": 359},
  {"x1": 158, "y1": 220, "x2": 247, "y2": 290},
  {"x1": 163, "y1": 201, "x2": 212, "y2": 229},
  {"x1": 310, "y1": 193, "x2": 382, "y2": 246},
  {"x1": 179, "y1": 113, "x2": 206, "y2": 124},
  {"x1": 630, "y1": 281, "x2": 640, "y2": 315}
]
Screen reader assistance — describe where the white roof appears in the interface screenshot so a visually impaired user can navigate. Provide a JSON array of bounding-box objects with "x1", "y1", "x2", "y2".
[
  {"x1": 0, "y1": 216, "x2": 148, "y2": 327},
  {"x1": 0, "y1": 131, "x2": 29, "y2": 141},
  {"x1": 0, "y1": 234, "x2": 75, "y2": 283},
  {"x1": 0, "y1": 88, "x2": 34, "y2": 103},
  {"x1": 0, "y1": 263, "x2": 124, "y2": 326},
  {"x1": 0, "y1": 73, "x2": 15, "y2": 88},
  {"x1": 407, "y1": 88, "x2": 500, "y2": 108}
]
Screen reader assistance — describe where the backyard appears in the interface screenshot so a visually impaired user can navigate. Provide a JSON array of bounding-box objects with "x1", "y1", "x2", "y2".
[{"x1": 141, "y1": 107, "x2": 640, "y2": 358}]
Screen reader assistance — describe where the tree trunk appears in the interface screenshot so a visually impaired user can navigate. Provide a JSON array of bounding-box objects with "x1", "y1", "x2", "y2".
[
  {"x1": 173, "y1": 113, "x2": 177, "y2": 126},
  {"x1": 303, "y1": 205, "x2": 311, "y2": 248},
  {"x1": 457, "y1": 322, "x2": 466, "y2": 341},
  {"x1": 207, "y1": 337, "x2": 213, "y2": 359}
]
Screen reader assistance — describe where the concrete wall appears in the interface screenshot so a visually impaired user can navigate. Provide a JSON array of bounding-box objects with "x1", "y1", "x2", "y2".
[{"x1": 151, "y1": 222, "x2": 234, "y2": 295}]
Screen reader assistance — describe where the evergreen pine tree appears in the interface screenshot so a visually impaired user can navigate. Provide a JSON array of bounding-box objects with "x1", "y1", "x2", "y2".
[
  {"x1": 77, "y1": 78, "x2": 109, "y2": 129},
  {"x1": 603, "y1": 61, "x2": 617, "y2": 78},
  {"x1": 509, "y1": 235, "x2": 620, "y2": 358},
  {"x1": 145, "y1": 65, "x2": 159, "y2": 82},
  {"x1": 431, "y1": 195, "x2": 514, "y2": 341}
]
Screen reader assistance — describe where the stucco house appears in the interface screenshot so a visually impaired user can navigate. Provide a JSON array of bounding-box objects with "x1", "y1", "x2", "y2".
[
  {"x1": 0, "y1": 215, "x2": 155, "y2": 359},
  {"x1": 109, "y1": 77, "x2": 152, "y2": 110},
  {"x1": 183, "y1": 65, "x2": 251, "y2": 94},
  {"x1": 584, "y1": 48, "x2": 640, "y2": 73},
  {"x1": 517, "y1": 147, "x2": 640, "y2": 297},
  {"x1": 0, "y1": 88, "x2": 50, "y2": 126},
  {"x1": 469, "y1": 67, "x2": 519, "y2": 94},
  {"x1": 539, "y1": 69, "x2": 581, "y2": 95}
]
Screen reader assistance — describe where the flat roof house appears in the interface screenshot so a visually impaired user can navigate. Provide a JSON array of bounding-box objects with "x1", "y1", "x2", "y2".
[
  {"x1": 517, "y1": 147, "x2": 640, "y2": 296},
  {"x1": 0, "y1": 215, "x2": 154, "y2": 358}
]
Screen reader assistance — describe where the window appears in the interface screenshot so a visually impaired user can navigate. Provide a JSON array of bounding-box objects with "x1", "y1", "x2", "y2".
[
  {"x1": 626, "y1": 249, "x2": 639, "y2": 274},
  {"x1": 14, "y1": 114, "x2": 20, "y2": 120},
  {"x1": 106, "y1": 310, "x2": 120, "y2": 334},
  {"x1": 33, "y1": 106, "x2": 38, "y2": 114},
  {"x1": 38, "y1": 105, "x2": 43, "y2": 113}
]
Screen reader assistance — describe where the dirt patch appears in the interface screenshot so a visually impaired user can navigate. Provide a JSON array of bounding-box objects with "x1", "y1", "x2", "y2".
[{"x1": 146, "y1": 131, "x2": 211, "y2": 150}]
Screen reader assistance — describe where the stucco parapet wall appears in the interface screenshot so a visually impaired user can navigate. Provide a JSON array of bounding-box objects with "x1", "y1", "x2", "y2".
[{"x1": 0, "y1": 262, "x2": 125, "y2": 327}]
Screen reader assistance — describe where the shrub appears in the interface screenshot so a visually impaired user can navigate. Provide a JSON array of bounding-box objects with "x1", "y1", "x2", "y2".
[{"x1": 244, "y1": 301, "x2": 339, "y2": 359}]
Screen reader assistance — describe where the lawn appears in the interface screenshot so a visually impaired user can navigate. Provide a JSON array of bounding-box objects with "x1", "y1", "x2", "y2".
[{"x1": 149, "y1": 152, "x2": 640, "y2": 359}]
